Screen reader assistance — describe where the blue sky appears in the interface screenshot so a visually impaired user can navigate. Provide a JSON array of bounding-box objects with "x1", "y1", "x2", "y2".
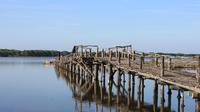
[{"x1": 0, "y1": 0, "x2": 200, "y2": 53}]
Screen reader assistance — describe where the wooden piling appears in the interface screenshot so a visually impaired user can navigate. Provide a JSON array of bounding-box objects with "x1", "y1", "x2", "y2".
[
  {"x1": 160, "y1": 83, "x2": 165, "y2": 112},
  {"x1": 109, "y1": 50, "x2": 112, "y2": 61},
  {"x1": 95, "y1": 64, "x2": 99, "y2": 81},
  {"x1": 132, "y1": 51, "x2": 136, "y2": 61},
  {"x1": 161, "y1": 56, "x2": 165, "y2": 77},
  {"x1": 96, "y1": 47, "x2": 99, "y2": 57},
  {"x1": 117, "y1": 69, "x2": 121, "y2": 105},
  {"x1": 102, "y1": 49, "x2": 104, "y2": 58},
  {"x1": 128, "y1": 53, "x2": 131, "y2": 67},
  {"x1": 153, "y1": 80, "x2": 158, "y2": 112},
  {"x1": 137, "y1": 76, "x2": 141, "y2": 110},
  {"x1": 140, "y1": 56, "x2": 143, "y2": 70},
  {"x1": 168, "y1": 58, "x2": 172, "y2": 70},
  {"x1": 118, "y1": 52, "x2": 121, "y2": 64},
  {"x1": 132, "y1": 73, "x2": 135, "y2": 109},
  {"x1": 128, "y1": 72, "x2": 131, "y2": 107}
]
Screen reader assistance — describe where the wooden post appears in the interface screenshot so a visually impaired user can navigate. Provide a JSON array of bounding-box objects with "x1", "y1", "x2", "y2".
[
  {"x1": 132, "y1": 73, "x2": 135, "y2": 109},
  {"x1": 89, "y1": 48, "x2": 92, "y2": 57},
  {"x1": 155, "y1": 55, "x2": 158, "y2": 67},
  {"x1": 141, "y1": 78, "x2": 145, "y2": 107},
  {"x1": 102, "y1": 49, "x2": 104, "y2": 58},
  {"x1": 81, "y1": 46, "x2": 83, "y2": 57},
  {"x1": 195, "y1": 97, "x2": 200, "y2": 112},
  {"x1": 58, "y1": 52, "x2": 61, "y2": 60},
  {"x1": 128, "y1": 72, "x2": 131, "y2": 108},
  {"x1": 137, "y1": 76, "x2": 141, "y2": 110},
  {"x1": 168, "y1": 58, "x2": 172, "y2": 70},
  {"x1": 95, "y1": 64, "x2": 99, "y2": 81},
  {"x1": 117, "y1": 69, "x2": 121, "y2": 105},
  {"x1": 160, "y1": 83, "x2": 165, "y2": 112},
  {"x1": 109, "y1": 50, "x2": 112, "y2": 61},
  {"x1": 142, "y1": 52, "x2": 145, "y2": 64},
  {"x1": 96, "y1": 47, "x2": 99, "y2": 57},
  {"x1": 140, "y1": 56, "x2": 144, "y2": 69},
  {"x1": 161, "y1": 56, "x2": 165, "y2": 77},
  {"x1": 128, "y1": 53, "x2": 131, "y2": 67},
  {"x1": 118, "y1": 52, "x2": 121, "y2": 64},
  {"x1": 108, "y1": 64, "x2": 113, "y2": 84},
  {"x1": 132, "y1": 51, "x2": 136, "y2": 61},
  {"x1": 153, "y1": 80, "x2": 158, "y2": 112},
  {"x1": 85, "y1": 49, "x2": 88, "y2": 57}
]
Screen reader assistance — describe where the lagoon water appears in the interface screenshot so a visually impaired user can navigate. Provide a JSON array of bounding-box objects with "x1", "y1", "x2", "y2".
[{"x1": 0, "y1": 57, "x2": 198, "y2": 112}]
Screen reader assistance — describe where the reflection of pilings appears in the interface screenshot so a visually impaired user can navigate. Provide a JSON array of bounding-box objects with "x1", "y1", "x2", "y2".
[
  {"x1": 80, "y1": 98, "x2": 83, "y2": 112},
  {"x1": 181, "y1": 91, "x2": 185, "y2": 112},
  {"x1": 168, "y1": 85, "x2": 172, "y2": 112},
  {"x1": 123, "y1": 73, "x2": 126, "y2": 96},
  {"x1": 153, "y1": 80, "x2": 158, "y2": 112},
  {"x1": 95, "y1": 64, "x2": 99, "y2": 81},
  {"x1": 132, "y1": 73, "x2": 135, "y2": 109},
  {"x1": 128, "y1": 72, "x2": 132, "y2": 108},
  {"x1": 100, "y1": 63, "x2": 104, "y2": 82},
  {"x1": 108, "y1": 80, "x2": 113, "y2": 105},
  {"x1": 178, "y1": 90, "x2": 181, "y2": 112},
  {"x1": 160, "y1": 83, "x2": 165, "y2": 112},
  {"x1": 117, "y1": 69, "x2": 121, "y2": 105},
  {"x1": 195, "y1": 96, "x2": 200, "y2": 112},
  {"x1": 141, "y1": 78, "x2": 145, "y2": 107},
  {"x1": 137, "y1": 76, "x2": 142, "y2": 111},
  {"x1": 108, "y1": 64, "x2": 113, "y2": 84}
]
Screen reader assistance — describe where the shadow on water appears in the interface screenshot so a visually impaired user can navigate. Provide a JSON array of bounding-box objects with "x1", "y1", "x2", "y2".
[{"x1": 54, "y1": 66, "x2": 200, "y2": 112}]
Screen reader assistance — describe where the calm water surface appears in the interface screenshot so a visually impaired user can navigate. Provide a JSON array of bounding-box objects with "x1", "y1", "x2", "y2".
[{"x1": 0, "y1": 57, "x2": 198, "y2": 112}]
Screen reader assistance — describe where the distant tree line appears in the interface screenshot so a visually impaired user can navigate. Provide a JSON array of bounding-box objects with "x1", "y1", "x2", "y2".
[{"x1": 0, "y1": 49, "x2": 70, "y2": 57}]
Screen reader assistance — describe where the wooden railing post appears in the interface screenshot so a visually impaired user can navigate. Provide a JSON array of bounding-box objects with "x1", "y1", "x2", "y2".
[
  {"x1": 168, "y1": 58, "x2": 172, "y2": 70},
  {"x1": 109, "y1": 50, "x2": 112, "y2": 61},
  {"x1": 132, "y1": 51, "x2": 136, "y2": 61},
  {"x1": 102, "y1": 49, "x2": 104, "y2": 58},
  {"x1": 81, "y1": 46, "x2": 83, "y2": 57},
  {"x1": 142, "y1": 52, "x2": 145, "y2": 64},
  {"x1": 89, "y1": 49, "x2": 92, "y2": 57},
  {"x1": 96, "y1": 47, "x2": 99, "y2": 57},
  {"x1": 140, "y1": 56, "x2": 143, "y2": 69},
  {"x1": 128, "y1": 53, "x2": 131, "y2": 67},
  {"x1": 118, "y1": 52, "x2": 121, "y2": 64},
  {"x1": 155, "y1": 55, "x2": 159, "y2": 67},
  {"x1": 161, "y1": 56, "x2": 165, "y2": 77}
]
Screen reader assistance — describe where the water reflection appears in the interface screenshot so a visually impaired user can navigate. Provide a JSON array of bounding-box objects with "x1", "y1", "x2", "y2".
[{"x1": 55, "y1": 65, "x2": 199, "y2": 112}]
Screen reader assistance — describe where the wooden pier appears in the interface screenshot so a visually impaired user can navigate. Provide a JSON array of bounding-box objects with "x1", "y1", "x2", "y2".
[
  {"x1": 56, "y1": 45, "x2": 200, "y2": 93},
  {"x1": 55, "y1": 44, "x2": 200, "y2": 111}
]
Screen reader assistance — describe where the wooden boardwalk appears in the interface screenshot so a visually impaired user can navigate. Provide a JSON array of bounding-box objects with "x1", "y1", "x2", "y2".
[{"x1": 56, "y1": 44, "x2": 200, "y2": 94}]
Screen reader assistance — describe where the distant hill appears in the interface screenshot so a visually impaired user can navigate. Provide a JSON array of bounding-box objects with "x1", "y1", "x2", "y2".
[{"x1": 0, "y1": 49, "x2": 70, "y2": 57}]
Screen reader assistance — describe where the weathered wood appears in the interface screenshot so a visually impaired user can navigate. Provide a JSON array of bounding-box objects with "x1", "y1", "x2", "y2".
[
  {"x1": 109, "y1": 50, "x2": 112, "y2": 61},
  {"x1": 161, "y1": 56, "x2": 165, "y2": 77},
  {"x1": 118, "y1": 52, "x2": 121, "y2": 64},
  {"x1": 160, "y1": 84, "x2": 165, "y2": 112},
  {"x1": 153, "y1": 80, "x2": 158, "y2": 112},
  {"x1": 140, "y1": 56, "x2": 143, "y2": 70},
  {"x1": 168, "y1": 58, "x2": 172, "y2": 70},
  {"x1": 128, "y1": 53, "x2": 131, "y2": 67}
]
